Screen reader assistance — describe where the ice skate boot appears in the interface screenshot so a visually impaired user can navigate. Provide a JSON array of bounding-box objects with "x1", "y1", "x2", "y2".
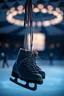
[
  {"x1": 32, "y1": 50, "x2": 45, "y2": 79},
  {"x1": 10, "y1": 48, "x2": 43, "y2": 91}
]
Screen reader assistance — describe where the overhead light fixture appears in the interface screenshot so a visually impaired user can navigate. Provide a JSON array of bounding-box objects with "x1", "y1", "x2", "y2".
[
  {"x1": 17, "y1": 5, "x2": 23, "y2": 10},
  {"x1": 33, "y1": 8, "x2": 40, "y2": 13},
  {"x1": 41, "y1": 8, "x2": 47, "y2": 13},
  {"x1": 37, "y1": 21, "x2": 42, "y2": 27},
  {"x1": 47, "y1": 5, "x2": 53, "y2": 11},
  {"x1": 6, "y1": 4, "x2": 63, "y2": 27},
  {"x1": 37, "y1": 4, "x2": 44, "y2": 10},
  {"x1": 9, "y1": 7, "x2": 15, "y2": 12},
  {"x1": 56, "y1": 7, "x2": 61, "y2": 13},
  {"x1": 32, "y1": 21, "x2": 36, "y2": 27}
]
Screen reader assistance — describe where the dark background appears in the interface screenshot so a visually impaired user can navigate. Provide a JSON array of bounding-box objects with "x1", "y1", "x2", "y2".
[
  {"x1": 0, "y1": 0, "x2": 64, "y2": 60},
  {"x1": 0, "y1": 1, "x2": 64, "y2": 96}
]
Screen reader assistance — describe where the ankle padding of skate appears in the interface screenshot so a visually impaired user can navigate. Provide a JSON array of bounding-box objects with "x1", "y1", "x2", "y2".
[{"x1": 32, "y1": 50, "x2": 38, "y2": 55}]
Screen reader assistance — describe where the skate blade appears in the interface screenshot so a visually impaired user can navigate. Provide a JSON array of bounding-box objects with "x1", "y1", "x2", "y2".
[
  {"x1": 10, "y1": 77, "x2": 37, "y2": 91},
  {"x1": 11, "y1": 71, "x2": 43, "y2": 84}
]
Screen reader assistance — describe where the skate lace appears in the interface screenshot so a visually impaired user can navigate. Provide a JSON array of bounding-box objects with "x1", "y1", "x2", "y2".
[
  {"x1": 17, "y1": 56, "x2": 38, "y2": 73},
  {"x1": 35, "y1": 55, "x2": 42, "y2": 61},
  {"x1": 31, "y1": 55, "x2": 42, "y2": 70}
]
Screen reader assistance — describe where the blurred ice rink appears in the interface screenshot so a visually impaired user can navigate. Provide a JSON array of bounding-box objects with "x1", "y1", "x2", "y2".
[{"x1": 0, "y1": 60, "x2": 64, "y2": 96}]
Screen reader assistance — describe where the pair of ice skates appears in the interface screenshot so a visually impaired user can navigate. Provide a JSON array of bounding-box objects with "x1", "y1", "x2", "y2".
[
  {"x1": 10, "y1": 48, "x2": 45, "y2": 91},
  {"x1": 10, "y1": 0, "x2": 45, "y2": 91}
]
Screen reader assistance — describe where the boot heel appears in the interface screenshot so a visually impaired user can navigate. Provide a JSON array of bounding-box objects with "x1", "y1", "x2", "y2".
[{"x1": 12, "y1": 71, "x2": 18, "y2": 78}]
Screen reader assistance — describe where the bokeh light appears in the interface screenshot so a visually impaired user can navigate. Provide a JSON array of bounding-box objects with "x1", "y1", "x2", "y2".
[
  {"x1": 47, "y1": 5, "x2": 54, "y2": 11},
  {"x1": 33, "y1": 8, "x2": 40, "y2": 13},
  {"x1": 41, "y1": 8, "x2": 47, "y2": 13},
  {"x1": 28, "y1": 33, "x2": 46, "y2": 51},
  {"x1": 37, "y1": 4, "x2": 44, "y2": 10},
  {"x1": 37, "y1": 21, "x2": 42, "y2": 27}
]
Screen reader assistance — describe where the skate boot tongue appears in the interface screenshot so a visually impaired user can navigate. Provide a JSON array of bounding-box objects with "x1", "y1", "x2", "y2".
[
  {"x1": 19, "y1": 48, "x2": 32, "y2": 57},
  {"x1": 25, "y1": 49, "x2": 32, "y2": 57}
]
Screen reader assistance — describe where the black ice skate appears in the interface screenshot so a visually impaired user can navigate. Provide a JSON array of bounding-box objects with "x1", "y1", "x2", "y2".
[
  {"x1": 10, "y1": 48, "x2": 43, "y2": 91},
  {"x1": 32, "y1": 50, "x2": 45, "y2": 79}
]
